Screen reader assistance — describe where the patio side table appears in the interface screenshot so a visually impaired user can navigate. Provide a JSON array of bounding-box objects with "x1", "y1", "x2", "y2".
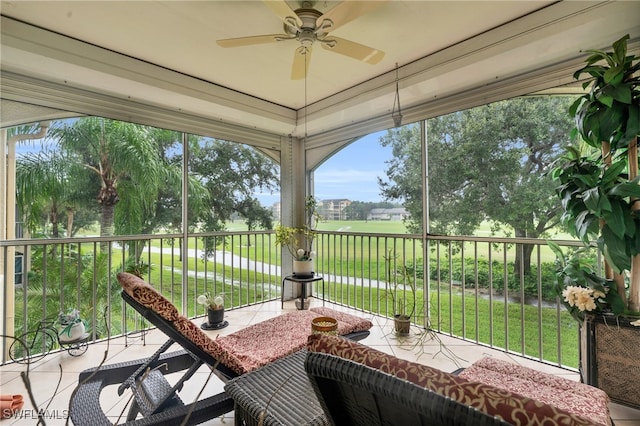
[
  {"x1": 224, "y1": 350, "x2": 328, "y2": 426},
  {"x1": 281, "y1": 275, "x2": 324, "y2": 309}
]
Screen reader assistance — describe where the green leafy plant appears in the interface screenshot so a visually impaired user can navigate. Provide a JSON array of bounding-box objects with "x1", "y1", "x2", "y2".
[
  {"x1": 274, "y1": 196, "x2": 320, "y2": 261},
  {"x1": 548, "y1": 242, "x2": 624, "y2": 322},
  {"x1": 552, "y1": 34, "x2": 640, "y2": 313},
  {"x1": 571, "y1": 34, "x2": 639, "y2": 150}
]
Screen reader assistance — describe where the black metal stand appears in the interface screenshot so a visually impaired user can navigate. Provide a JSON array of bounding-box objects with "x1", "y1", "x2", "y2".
[{"x1": 281, "y1": 274, "x2": 324, "y2": 309}]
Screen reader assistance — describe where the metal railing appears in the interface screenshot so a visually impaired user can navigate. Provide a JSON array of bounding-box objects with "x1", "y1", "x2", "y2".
[
  {"x1": 313, "y1": 232, "x2": 586, "y2": 369},
  {"x1": 1, "y1": 230, "x2": 585, "y2": 369}
]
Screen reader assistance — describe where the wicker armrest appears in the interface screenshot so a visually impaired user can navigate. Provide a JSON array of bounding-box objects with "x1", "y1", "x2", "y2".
[{"x1": 225, "y1": 350, "x2": 328, "y2": 426}]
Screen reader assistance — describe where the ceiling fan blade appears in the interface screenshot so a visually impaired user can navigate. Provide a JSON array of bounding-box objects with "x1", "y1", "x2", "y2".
[
  {"x1": 318, "y1": 1, "x2": 388, "y2": 31},
  {"x1": 321, "y1": 37, "x2": 384, "y2": 64},
  {"x1": 216, "y1": 34, "x2": 288, "y2": 48},
  {"x1": 291, "y1": 46, "x2": 312, "y2": 80},
  {"x1": 263, "y1": 0, "x2": 302, "y2": 27}
]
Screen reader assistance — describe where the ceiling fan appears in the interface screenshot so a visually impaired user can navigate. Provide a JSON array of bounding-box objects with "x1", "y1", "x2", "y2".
[{"x1": 216, "y1": 1, "x2": 386, "y2": 80}]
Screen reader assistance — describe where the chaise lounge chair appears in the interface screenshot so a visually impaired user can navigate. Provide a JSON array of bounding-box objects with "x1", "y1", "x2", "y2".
[
  {"x1": 224, "y1": 334, "x2": 612, "y2": 426},
  {"x1": 69, "y1": 272, "x2": 372, "y2": 425}
]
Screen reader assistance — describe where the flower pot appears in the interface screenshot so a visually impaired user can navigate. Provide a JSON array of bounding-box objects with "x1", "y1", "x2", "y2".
[
  {"x1": 207, "y1": 307, "x2": 225, "y2": 326},
  {"x1": 293, "y1": 260, "x2": 314, "y2": 278},
  {"x1": 59, "y1": 321, "x2": 85, "y2": 343},
  {"x1": 394, "y1": 314, "x2": 411, "y2": 336},
  {"x1": 581, "y1": 314, "x2": 640, "y2": 409}
]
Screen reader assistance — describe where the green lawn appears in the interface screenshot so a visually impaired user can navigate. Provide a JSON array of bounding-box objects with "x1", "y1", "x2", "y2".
[{"x1": 322, "y1": 278, "x2": 579, "y2": 369}]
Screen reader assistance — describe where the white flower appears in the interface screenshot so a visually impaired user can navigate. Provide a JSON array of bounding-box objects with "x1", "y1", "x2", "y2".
[
  {"x1": 213, "y1": 296, "x2": 225, "y2": 307},
  {"x1": 197, "y1": 292, "x2": 224, "y2": 309},
  {"x1": 297, "y1": 248, "x2": 305, "y2": 257},
  {"x1": 562, "y1": 286, "x2": 598, "y2": 312}
]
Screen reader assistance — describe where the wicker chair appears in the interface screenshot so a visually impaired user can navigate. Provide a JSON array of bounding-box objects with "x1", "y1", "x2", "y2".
[{"x1": 305, "y1": 351, "x2": 511, "y2": 426}]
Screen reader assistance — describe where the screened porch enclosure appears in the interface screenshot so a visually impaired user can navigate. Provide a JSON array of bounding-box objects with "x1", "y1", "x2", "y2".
[{"x1": 1, "y1": 228, "x2": 586, "y2": 370}]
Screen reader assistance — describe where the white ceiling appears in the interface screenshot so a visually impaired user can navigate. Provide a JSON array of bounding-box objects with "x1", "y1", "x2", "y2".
[{"x1": 1, "y1": 1, "x2": 639, "y2": 148}]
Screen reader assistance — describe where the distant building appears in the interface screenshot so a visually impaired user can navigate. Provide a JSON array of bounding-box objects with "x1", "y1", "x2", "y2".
[
  {"x1": 272, "y1": 202, "x2": 281, "y2": 222},
  {"x1": 319, "y1": 199, "x2": 351, "y2": 221},
  {"x1": 367, "y1": 208, "x2": 408, "y2": 221}
]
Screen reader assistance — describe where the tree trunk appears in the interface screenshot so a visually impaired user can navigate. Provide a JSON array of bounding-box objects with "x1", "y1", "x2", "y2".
[
  {"x1": 513, "y1": 242, "x2": 533, "y2": 277},
  {"x1": 49, "y1": 208, "x2": 59, "y2": 239},
  {"x1": 627, "y1": 137, "x2": 640, "y2": 312},
  {"x1": 100, "y1": 203, "x2": 115, "y2": 252},
  {"x1": 513, "y1": 228, "x2": 532, "y2": 277},
  {"x1": 98, "y1": 180, "x2": 119, "y2": 251},
  {"x1": 601, "y1": 141, "x2": 629, "y2": 306},
  {"x1": 66, "y1": 207, "x2": 74, "y2": 237}
]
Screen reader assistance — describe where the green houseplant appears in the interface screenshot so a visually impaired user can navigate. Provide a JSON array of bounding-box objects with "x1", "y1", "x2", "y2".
[
  {"x1": 551, "y1": 34, "x2": 640, "y2": 407},
  {"x1": 58, "y1": 308, "x2": 86, "y2": 342},
  {"x1": 275, "y1": 195, "x2": 321, "y2": 276},
  {"x1": 552, "y1": 34, "x2": 640, "y2": 314}
]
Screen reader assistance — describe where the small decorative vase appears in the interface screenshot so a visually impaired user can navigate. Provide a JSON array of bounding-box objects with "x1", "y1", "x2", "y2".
[
  {"x1": 293, "y1": 260, "x2": 314, "y2": 278},
  {"x1": 59, "y1": 321, "x2": 85, "y2": 343}
]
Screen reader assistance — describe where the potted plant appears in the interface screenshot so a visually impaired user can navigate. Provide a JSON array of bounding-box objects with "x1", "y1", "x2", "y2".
[
  {"x1": 275, "y1": 195, "x2": 320, "y2": 277},
  {"x1": 197, "y1": 292, "x2": 227, "y2": 330},
  {"x1": 550, "y1": 34, "x2": 640, "y2": 407},
  {"x1": 383, "y1": 250, "x2": 416, "y2": 336},
  {"x1": 58, "y1": 308, "x2": 86, "y2": 343},
  {"x1": 548, "y1": 243, "x2": 625, "y2": 321}
]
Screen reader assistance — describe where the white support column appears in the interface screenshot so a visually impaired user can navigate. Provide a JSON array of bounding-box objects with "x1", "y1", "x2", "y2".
[
  {"x1": 2, "y1": 122, "x2": 50, "y2": 354},
  {"x1": 280, "y1": 134, "x2": 307, "y2": 302},
  {"x1": 1, "y1": 129, "x2": 8, "y2": 347}
]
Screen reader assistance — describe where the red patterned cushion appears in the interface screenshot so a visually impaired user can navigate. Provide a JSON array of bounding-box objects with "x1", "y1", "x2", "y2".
[
  {"x1": 172, "y1": 315, "x2": 226, "y2": 360},
  {"x1": 216, "y1": 309, "x2": 372, "y2": 375},
  {"x1": 307, "y1": 334, "x2": 605, "y2": 426},
  {"x1": 459, "y1": 357, "x2": 611, "y2": 426},
  {"x1": 117, "y1": 272, "x2": 179, "y2": 321}
]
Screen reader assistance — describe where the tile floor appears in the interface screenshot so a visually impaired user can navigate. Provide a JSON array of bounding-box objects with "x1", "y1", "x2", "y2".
[{"x1": 1, "y1": 299, "x2": 639, "y2": 425}]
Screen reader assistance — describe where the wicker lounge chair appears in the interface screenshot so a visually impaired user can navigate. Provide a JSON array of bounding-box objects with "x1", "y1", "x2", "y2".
[
  {"x1": 303, "y1": 334, "x2": 611, "y2": 426},
  {"x1": 69, "y1": 272, "x2": 372, "y2": 425},
  {"x1": 305, "y1": 351, "x2": 511, "y2": 426}
]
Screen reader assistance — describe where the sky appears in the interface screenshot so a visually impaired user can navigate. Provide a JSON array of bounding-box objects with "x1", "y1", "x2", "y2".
[
  {"x1": 14, "y1": 126, "x2": 394, "y2": 207},
  {"x1": 255, "y1": 130, "x2": 393, "y2": 206}
]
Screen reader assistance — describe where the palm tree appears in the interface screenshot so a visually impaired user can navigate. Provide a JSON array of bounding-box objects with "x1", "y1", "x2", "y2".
[
  {"x1": 50, "y1": 118, "x2": 164, "y2": 247},
  {"x1": 16, "y1": 149, "x2": 90, "y2": 238}
]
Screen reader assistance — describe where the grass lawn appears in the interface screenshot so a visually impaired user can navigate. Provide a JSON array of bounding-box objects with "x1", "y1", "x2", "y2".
[
  {"x1": 322, "y1": 279, "x2": 579, "y2": 369},
  {"x1": 24, "y1": 219, "x2": 580, "y2": 367}
]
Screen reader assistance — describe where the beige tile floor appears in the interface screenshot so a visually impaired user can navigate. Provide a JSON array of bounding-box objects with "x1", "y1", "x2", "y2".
[{"x1": 1, "y1": 299, "x2": 639, "y2": 425}]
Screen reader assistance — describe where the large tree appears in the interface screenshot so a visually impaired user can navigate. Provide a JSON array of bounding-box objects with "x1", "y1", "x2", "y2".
[
  {"x1": 51, "y1": 118, "x2": 166, "y2": 242},
  {"x1": 379, "y1": 96, "x2": 575, "y2": 274},
  {"x1": 16, "y1": 149, "x2": 96, "y2": 238},
  {"x1": 186, "y1": 138, "x2": 278, "y2": 232}
]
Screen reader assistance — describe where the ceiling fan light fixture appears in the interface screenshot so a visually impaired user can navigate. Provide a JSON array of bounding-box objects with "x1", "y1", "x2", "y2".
[
  {"x1": 216, "y1": 0, "x2": 387, "y2": 80},
  {"x1": 391, "y1": 63, "x2": 403, "y2": 127}
]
